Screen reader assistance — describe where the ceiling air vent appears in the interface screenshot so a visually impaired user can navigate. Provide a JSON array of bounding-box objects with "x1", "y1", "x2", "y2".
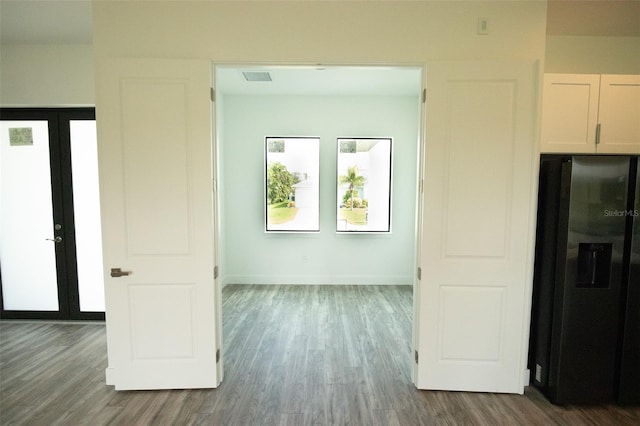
[{"x1": 242, "y1": 71, "x2": 272, "y2": 82}]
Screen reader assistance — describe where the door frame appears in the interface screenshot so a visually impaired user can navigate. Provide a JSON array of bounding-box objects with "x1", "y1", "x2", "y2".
[{"x1": 0, "y1": 107, "x2": 104, "y2": 320}]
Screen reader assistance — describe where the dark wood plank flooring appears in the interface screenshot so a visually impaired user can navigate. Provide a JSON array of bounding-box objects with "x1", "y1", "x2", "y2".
[{"x1": 1, "y1": 284, "x2": 639, "y2": 425}]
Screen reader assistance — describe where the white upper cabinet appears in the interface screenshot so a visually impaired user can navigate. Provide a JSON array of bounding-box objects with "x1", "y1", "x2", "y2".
[
  {"x1": 598, "y1": 75, "x2": 640, "y2": 154},
  {"x1": 540, "y1": 74, "x2": 640, "y2": 154}
]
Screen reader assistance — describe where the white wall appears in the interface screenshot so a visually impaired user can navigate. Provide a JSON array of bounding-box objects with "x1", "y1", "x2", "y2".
[
  {"x1": 545, "y1": 35, "x2": 640, "y2": 74},
  {"x1": 0, "y1": 44, "x2": 94, "y2": 106},
  {"x1": 93, "y1": 1, "x2": 546, "y2": 62},
  {"x1": 221, "y1": 94, "x2": 419, "y2": 285}
]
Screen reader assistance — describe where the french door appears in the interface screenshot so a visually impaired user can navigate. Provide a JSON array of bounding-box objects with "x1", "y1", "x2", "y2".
[{"x1": 0, "y1": 108, "x2": 104, "y2": 320}]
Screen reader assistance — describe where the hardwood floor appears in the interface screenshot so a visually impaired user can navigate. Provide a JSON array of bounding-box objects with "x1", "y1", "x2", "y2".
[{"x1": 1, "y1": 284, "x2": 639, "y2": 425}]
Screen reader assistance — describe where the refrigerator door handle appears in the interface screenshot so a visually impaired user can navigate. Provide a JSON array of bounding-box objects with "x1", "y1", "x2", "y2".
[{"x1": 590, "y1": 249, "x2": 598, "y2": 286}]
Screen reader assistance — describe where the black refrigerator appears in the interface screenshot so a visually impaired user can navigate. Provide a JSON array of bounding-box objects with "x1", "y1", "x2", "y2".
[{"x1": 530, "y1": 155, "x2": 640, "y2": 406}]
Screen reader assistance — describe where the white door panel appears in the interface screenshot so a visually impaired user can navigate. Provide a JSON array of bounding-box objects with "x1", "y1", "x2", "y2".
[
  {"x1": 97, "y1": 58, "x2": 218, "y2": 390},
  {"x1": 417, "y1": 61, "x2": 538, "y2": 393}
]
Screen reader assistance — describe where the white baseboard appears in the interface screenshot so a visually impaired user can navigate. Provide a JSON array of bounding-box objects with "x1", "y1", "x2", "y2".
[
  {"x1": 105, "y1": 367, "x2": 116, "y2": 386},
  {"x1": 221, "y1": 274, "x2": 412, "y2": 287},
  {"x1": 522, "y1": 368, "x2": 531, "y2": 392}
]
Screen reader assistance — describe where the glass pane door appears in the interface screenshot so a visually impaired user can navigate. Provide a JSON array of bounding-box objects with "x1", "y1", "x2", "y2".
[
  {"x1": 69, "y1": 120, "x2": 105, "y2": 312},
  {"x1": 0, "y1": 120, "x2": 59, "y2": 311}
]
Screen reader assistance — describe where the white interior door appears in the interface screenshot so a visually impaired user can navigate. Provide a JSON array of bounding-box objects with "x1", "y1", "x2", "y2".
[
  {"x1": 97, "y1": 58, "x2": 219, "y2": 390},
  {"x1": 416, "y1": 61, "x2": 538, "y2": 393}
]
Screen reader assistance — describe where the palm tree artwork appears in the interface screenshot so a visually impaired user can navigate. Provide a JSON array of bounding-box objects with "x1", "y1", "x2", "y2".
[{"x1": 339, "y1": 165, "x2": 366, "y2": 211}]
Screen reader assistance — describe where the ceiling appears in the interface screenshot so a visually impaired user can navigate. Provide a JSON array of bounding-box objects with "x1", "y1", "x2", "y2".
[
  {"x1": 546, "y1": 0, "x2": 640, "y2": 37},
  {"x1": 216, "y1": 66, "x2": 422, "y2": 96},
  {"x1": 0, "y1": 1, "x2": 93, "y2": 45}
]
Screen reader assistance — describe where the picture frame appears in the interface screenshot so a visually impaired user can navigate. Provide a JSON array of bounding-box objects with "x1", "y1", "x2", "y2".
[
  {"x1": 265, "y1": 136, "x2": 320, "y2": 232},
  {"x1": 336, "y1": 137, "x2": 392, "y2": 233}
]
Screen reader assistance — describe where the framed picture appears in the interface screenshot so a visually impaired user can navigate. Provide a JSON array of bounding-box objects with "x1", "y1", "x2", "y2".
[
  {"x1": 265, "y1": 136, "x2": 320, "y2": 232},
  {"x1": 336, "y1": 137, "x2": 392, "y2": 233}
]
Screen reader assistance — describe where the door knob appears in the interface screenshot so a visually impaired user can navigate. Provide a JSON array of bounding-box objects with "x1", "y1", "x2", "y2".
[
  {"x1": 110, "y1": 268, "x2": 132, "y2": 277},
  {"x1": 46, "y1": 236, "x2": 63, "y2": 243}
]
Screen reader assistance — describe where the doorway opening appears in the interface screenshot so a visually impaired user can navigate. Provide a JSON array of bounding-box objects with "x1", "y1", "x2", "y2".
[{"x1": 213, "y1": 65, "x2": 424, "y2": 384}]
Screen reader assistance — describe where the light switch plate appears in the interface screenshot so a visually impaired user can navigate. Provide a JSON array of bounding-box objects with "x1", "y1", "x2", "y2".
[{"x1": 477, "y1": 18, "x2": 489, "y2": 35}]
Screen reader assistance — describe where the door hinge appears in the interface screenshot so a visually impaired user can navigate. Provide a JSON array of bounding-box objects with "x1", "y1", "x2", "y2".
[
  {"x1": 210, "y1": 87, "x2": 215, "y2": 102},
  {"x1": 595, "y1": 123, "x2": 601, "y2": 145},
  {"x1": 417, "y1": 267, "x2": 422, "y2": 280},
  {"x1": 216, "y1": 349, "x2": 221, "y2": 363},
  {"x1": 422, "y1": 88, "x2": 426, "y2": 103},
  {"x1": 214, "y1": 265, "x2": 219, "y2": 279},
  {"x1": 415, "y1": 350, "x2": 419, "y2": 363}
]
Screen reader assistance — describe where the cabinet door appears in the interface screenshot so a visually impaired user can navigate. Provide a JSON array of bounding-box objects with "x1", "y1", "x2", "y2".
[
  {"x1": 597, "y1": 74, "x2": 640, "y2": 154},
  {"x1": 539, "y1": 74, "x2": 599, "y2": 153}
]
